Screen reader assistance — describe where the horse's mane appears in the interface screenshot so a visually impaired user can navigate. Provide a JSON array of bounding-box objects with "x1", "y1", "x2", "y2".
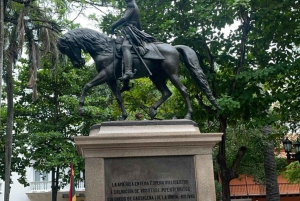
[{"x1": 58, "y1": 28, "x2": 113, "y2": 55}]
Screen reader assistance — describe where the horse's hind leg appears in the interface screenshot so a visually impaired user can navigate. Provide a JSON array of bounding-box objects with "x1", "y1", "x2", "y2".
[
  {"x1": 107, "y1": 80, "x2": 127, "y2": 120},
  {"x1": 149, "y1": 74, "x2": 172, "y2": 119},
  {"x1": 167, "y1": 73, "x2": 193, "y2": 120}
]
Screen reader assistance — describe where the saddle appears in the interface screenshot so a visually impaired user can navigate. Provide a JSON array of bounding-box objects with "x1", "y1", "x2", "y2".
[{"x1": 114, "y1": 37, "x2": 165, "y2": 60}]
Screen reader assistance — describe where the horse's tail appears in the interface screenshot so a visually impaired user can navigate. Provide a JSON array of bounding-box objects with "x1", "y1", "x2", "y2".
[{"x1": 174, "y1": 45, "x2": 221, "y2": 110}]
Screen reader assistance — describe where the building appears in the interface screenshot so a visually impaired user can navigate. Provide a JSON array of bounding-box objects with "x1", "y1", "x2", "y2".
[
  {"x1": 0, "y1": 167, "x2": 85, "y2": 201},
  {"x1": 230, "y1": 174, "x2": 300, "y2": 201},
  {"x1": 3, "y1": 162, "x2": 300, "y2": 201}
]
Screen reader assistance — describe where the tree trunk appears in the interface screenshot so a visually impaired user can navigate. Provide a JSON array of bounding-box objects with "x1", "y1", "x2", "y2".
[
  {"x1": 262, "y1": 125, "x2": 280, "y2": 201},
  {"x1": 51, "y1": 83, "x2": 59, "y2": 201},
  {"x1": 218, "y1": 116, "x2": 231, "y2": 201},
  {"x1": 4, "y1": 61, "x2": 14, "y2": 201},
  {"x1": 51, "y1": 167, "x2": 60, "y2": 201},
  {"x1": 0, "y1": 0, "x2": 4, "y2": 125},
  {"x1": 219, "y1": 167, "x2": 231, "y2": 201},
  {"x1": 218, "y1": 116, "x2": 247, "y2": 201}
]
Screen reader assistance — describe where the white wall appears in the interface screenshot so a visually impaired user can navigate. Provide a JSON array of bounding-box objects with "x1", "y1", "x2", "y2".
[
  {"x1": 1, "y1": 167, "x2": 85, "y2": 201},
  {"x1": 0, "y1": 181, "x2": 3, "y2": 201},
  {"x1": 1, "y1": 168, "x2": 32, "y2": 201},
  {"x1": 10, "y1": 172, "x2": 31, "y2": 201}
]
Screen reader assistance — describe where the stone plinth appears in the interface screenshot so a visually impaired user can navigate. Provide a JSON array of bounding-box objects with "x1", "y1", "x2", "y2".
[{"x1": 75, "y1": 119, "x2": 222, "y2": 201}]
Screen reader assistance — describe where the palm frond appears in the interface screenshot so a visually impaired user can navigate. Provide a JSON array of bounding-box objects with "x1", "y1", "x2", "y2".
[
  {"x1": 39, "y1": 27, "x2": 51, "y2": 55},
  {"x1": 16, "y1": 6, "x2": 27, "y2": 57},
  {"x1": 27, "y1": 40, "x2": 39, "y2": 101}
]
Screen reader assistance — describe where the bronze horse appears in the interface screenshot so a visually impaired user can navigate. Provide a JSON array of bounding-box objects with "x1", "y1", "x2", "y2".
[{"x1": 57, "y1": 28, "x2": 220, "y2": 120}]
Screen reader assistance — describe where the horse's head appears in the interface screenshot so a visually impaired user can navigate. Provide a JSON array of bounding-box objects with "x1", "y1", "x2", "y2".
[{"x1": 57, "y1": 37, "x2": 85, "y2": 68}]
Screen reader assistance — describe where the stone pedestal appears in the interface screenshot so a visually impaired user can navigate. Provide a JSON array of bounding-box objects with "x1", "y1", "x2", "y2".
[{"x1": 75, "y1": 119, "x2": 222, "y2": 201}]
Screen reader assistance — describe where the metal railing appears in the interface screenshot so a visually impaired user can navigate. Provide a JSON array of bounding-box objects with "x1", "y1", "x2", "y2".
[
  {"x1": 30, "y1": 181, "x2": 51, "y2": 191},
  {"x1": 30, "y1": 180, "x2": 85, "y2": 192},
  {"x1": 230, "y1": 183, "x2": 300, "y2": 196}
]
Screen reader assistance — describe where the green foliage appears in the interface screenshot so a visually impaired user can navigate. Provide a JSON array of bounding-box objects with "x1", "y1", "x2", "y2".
[
  {"x1": 3, "y1": 1, "x2": 300, "y2": 200},
  {"x1": 213, "y1": 123, "x2": 287, "y2": 183},
  {"x1": 28, "y1": 131, "x2": 79, "y2": 171},
  {"x1": 215, "y1": 180, "x2": 222, "y2": 201},
  {"x1": 217, "y1": 95, "x2": 240, "y2": 113},
  {"x1": 229, "y1": 0, "x2": 251, "y2": 7},
  {"x1": 119, "y1": 78, "x2": 176, "y2": 120},
  {"x1": 11, "y1": 54, "x2": 117, "y2": 186},
  {"x1": 284, "y1": 161, "x2": 300, "y2": 184},
  {"x1": 0, "y1": 125, "x2": 31, "y2": 185}
]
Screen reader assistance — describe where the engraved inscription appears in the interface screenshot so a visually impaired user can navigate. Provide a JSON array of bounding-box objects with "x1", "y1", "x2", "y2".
[{"x1": 105, "y1": 156, "x2": 196, "y2": 201}]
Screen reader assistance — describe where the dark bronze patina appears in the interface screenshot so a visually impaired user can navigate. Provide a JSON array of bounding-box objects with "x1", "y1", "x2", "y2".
[
  {"x1": 110, "y1": 0, "x2": 157, "y2": 88},
  {"x1": 57, "y1": 28, "x2": 220, "y2": 120}
]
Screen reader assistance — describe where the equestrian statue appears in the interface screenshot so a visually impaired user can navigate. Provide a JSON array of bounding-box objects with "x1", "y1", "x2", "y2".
[{"x1": 57, "y1": 0, "x2": 221, "y2": 120}]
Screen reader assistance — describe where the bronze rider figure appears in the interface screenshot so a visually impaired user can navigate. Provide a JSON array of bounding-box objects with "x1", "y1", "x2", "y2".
[{"x1": 110, "y1": 0, "x2": 157, "y2": 83}]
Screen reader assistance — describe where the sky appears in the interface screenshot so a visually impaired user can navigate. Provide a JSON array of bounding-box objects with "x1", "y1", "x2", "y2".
[
  {"x1": 69, "y1": 5, "x2": 239, "y2": 36},
  {"x1": 69, "y1": 6, "x2": 114, "y2": 32}
]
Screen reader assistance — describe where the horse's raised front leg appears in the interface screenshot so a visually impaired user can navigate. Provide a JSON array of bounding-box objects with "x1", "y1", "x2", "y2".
[
  {"x1": 107, "y1": 80, "x2": 127, "y2": 120},
  {"x1": 79, "y1": 69, "x2": 108, "y2": 115},
  {"x1": 149, "y1": 74, "x2": 172, "y2": 120}
]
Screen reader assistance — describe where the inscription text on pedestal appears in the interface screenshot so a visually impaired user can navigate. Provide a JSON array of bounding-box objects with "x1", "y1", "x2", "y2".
[{"x1": 105, "y1": 156, "x2": 196, "y2": 201}]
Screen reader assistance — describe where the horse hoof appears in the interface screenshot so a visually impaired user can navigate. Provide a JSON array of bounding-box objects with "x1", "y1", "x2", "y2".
[
  {"x1": 184, "y1": 114, "x2": 191, "y2": 120},
  {"x1": 79, "y1": 108, "x2": 85, "y2": 116},
  {"x1": 149, "y1": 107, "x2": 157, "y2": 120},
  {"x1": 118, "y1": 116, "x2": 127, "y2": 121}
]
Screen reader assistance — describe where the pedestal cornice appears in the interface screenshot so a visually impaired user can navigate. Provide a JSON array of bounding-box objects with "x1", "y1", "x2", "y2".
[{"x1": 75, "y1": 120, "x2": 222, "y2": 158}]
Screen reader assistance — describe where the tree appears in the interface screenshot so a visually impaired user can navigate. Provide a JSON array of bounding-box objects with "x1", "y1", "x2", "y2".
[
  {"x1": 0, "y1": 0, "x2": 8, "y2": 186},
  {"x1": 12, "y1": 52, "x2": 117, "y2": 199},
  {"x1": 218, "y1": 124, "x2": 286, "y2": 179},
  {"x1": 0, "y1": 0, "x2": 4, "y2": 123},
  {"x1": 0, "y1": 1, "x2": 128, "y2": 201},
  {"x1": 284, "y1": 161, "x2": 300, "y2": 184},
  {"x1": 99, "y1": 1, "x2": 300, "y2": 200},
  {"x1": 262, "y1": 125, "x2": 280, "y2": 201},
  {"x1": 1, "y1": 1, "x2": 116, "y2": 199},
  {"x1": 2, "y1": 1, "x2": 298, "y2": 201},
  {"x1": 2, "y1": 1, "x2": 63, "y2": 200}
]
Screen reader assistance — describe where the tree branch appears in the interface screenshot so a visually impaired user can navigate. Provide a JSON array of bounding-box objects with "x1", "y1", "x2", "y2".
[
  {"x1": 5, "y1": 16, "x2": 61, "y2": 33},
  {"x1": 33, "y1": 24, "x2": 61, "y2": 33},
  {"x1": 200, "y1": 26, "x2": 218, "y2": 105},
  {"x1": 229, "y1": 6, "x2": 251, "y2": 96},
  {"x1": 229, "y1": 146, "x2": 247, "y2": 180},
  {"x1": 72, "y1": 0, "x2": 112, "y2": 9},
  {"x1": 11, "y1": 0, "x2": 34, "y2": 5}
]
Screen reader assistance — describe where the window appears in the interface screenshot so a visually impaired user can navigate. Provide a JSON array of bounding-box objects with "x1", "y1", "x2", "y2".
[{"x1": 34, "y1": 171, "x2": 49, "y2": 181}]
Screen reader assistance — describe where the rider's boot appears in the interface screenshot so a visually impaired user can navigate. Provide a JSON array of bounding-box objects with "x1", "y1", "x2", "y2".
[{"x1": 119, "y1": 45, "x2": 134, "y2": 81}]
